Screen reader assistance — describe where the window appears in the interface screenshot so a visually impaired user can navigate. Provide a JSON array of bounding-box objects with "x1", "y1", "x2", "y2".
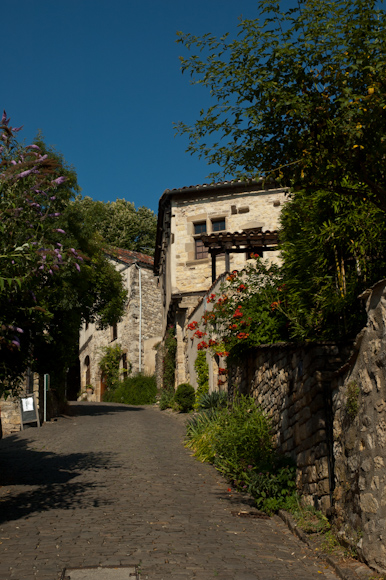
[
  {"x1": 111, "y1": 323, "x2": 117, "y2": 341},
  {"x1": 212, "y1": 218, "x2": 226, "y2": 232},
  {"x1": 194, "y1": 222, "x2": 208, "y2": 260}
]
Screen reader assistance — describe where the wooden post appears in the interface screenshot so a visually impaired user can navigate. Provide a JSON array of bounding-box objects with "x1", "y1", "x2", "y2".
[
  {"x1": 225, "y1": 250, "x2": 230, "y2": 273},
  {"x1": 211, "y1": 250, "x2": 216, "y2": 283}
]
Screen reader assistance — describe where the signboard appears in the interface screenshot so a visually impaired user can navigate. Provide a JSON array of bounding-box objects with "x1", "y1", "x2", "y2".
[{"x1": 20, "y1": 394, "x2": 40, "y2": 429}]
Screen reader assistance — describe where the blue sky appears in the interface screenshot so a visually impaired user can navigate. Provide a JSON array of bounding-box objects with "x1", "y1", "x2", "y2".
[{"x1": 3, "y1": 0, "x2": 270, "y2": 213}]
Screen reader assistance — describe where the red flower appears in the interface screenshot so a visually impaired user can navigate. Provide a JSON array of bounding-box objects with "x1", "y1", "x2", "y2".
[
  {"x1": 233, "y1": 308, "x2": 243, "y2": 318},
  {"x1": 197, "y1": 341, "x2": 208, "y2": 350},
  {"x1": 187, "y1": 321, "x2": 198, "y2": 331},
  {"x1": 237, "y1": 284, "x2": 246, "y2": 292},
  {"x1": 208, "y1": 339, "x2": 217, "y2": 346},
  {"x1": 194, "y1": 330, "x2": 206, "y2": 339},
  {"x1": 237, "y1": 332, "x2": 249, "y2": 339},
  {"x1": 206, "y1": 293, "x2": 216, "y2": 303}
]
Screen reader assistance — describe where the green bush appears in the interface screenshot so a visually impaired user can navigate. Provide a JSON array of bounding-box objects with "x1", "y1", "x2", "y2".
[
  {"x1": 197, "y1": 390, "x2": 228, "y2": 410},
  {"x1": 103, "y1": 373, "x2": 157, "y2": 405},
  {"x1": 213, "y1": 396, "x2": 273, "y2": 476},
  {"x1": 159, "y1": 389, "x2": 175, "y2": 411},
  {"x1": 174, "y1": 383, "x2": 195, "y2": 412},
  {"x1": 185, "y1": 395, "x2": 297, "y2": 514}
]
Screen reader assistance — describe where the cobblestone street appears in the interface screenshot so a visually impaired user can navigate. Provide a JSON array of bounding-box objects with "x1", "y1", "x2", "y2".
[{"x1": 0, "y1": 402, "x2": 339, "y2": 580}]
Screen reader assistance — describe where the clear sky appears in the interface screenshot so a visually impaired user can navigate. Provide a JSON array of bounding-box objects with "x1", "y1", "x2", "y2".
[{"x1": 3, "y1": 0, "x2": 271, "y2": 213}]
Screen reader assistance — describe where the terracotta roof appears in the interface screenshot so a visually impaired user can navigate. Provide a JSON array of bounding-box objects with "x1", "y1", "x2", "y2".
[
  {"x1": 106, "y1": 247, "x2": 154, "y2": 267},
  {"x1": 162, "y1": 179, "x2": 264, "y2": 195}
]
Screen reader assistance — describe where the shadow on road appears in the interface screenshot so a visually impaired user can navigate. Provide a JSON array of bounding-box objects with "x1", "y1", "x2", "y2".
[
  {"x1": 67, "y1": 402, "x2": 145, "y2": 416},
  {"x1": 0, "y1": 436, "x2": 118, "y2": 524}
]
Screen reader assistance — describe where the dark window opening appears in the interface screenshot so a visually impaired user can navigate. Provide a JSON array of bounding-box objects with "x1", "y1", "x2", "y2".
[
  {"x1": 111, "y1": 323, "x2": 117, "y2": 341},
  {"x1": 194, "y1": 222, "x2": 207, "y2": 235},
  {"x1": 212, "y1": 218, "x2": 226, "y2": 232}
]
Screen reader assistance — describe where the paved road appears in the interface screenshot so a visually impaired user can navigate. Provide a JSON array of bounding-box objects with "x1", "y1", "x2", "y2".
[{"x1": 0, "y1": 402, "x2": 339, "y2": 580}]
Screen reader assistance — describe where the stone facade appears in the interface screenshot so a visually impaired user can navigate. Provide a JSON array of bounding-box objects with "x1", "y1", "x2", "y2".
[
  {"x1": 79, "y1": 249, "x2": 162, "y2": 401},
  {"x1": 154, "y1": 180, "x2": 287, "y2": 388}
]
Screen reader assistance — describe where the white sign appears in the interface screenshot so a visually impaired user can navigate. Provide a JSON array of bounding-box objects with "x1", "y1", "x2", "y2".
[{"x1": 22, "y1": 396, "x2": 34, "y2": 412}]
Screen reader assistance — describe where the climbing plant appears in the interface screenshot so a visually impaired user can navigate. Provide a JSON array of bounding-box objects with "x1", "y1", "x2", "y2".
[
  {"x1": 194, "y1": 351, "x2": 209, "y2": 408},
  {"x1": 162, "y1": 326, "x2": 177, "y2": 391},
  {"x1": 98, "y1": 343, "x2": 123, "y2": 392}
]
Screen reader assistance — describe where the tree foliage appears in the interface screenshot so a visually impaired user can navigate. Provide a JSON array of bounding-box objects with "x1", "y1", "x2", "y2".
[
  {"x1": 0, "y1": 116, "x2": 127, "y2": 396},
  {"x1": 176, "y1": 0, "x2": 386, "y2": 210},
  {"x1": 72, "y1": 196, "x2": 157, "y2": 256},
  {"x1": 279, "y1": 189, "x2": 386, "y2": 340}
]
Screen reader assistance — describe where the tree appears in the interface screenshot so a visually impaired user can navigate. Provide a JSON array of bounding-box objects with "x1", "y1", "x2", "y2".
[
  {"x1": 176, "y1": 0, "x2": 386, "y2": 210},
  {"x1": 72, "y1": 196, "x2": 157, "y2": 256},
  {"x1": 279, "y1": 189, "x2": 386, "y2": 340},
  {"x1": 0, "y1": 116, "x2": 127, "y2": 397}
]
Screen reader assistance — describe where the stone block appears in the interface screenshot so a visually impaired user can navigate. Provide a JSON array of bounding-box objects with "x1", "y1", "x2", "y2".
[
  {"x1": 317, "y1": 479, "x2": 330, "y2": 495},
  {"x1": 360, "y1": 493, "x2": 379, "y2": 514}
]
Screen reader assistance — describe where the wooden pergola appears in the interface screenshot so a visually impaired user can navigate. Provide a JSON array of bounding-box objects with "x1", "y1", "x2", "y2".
[{"x1": 201, "y1": 227, "x2": 279, "y2": 282}]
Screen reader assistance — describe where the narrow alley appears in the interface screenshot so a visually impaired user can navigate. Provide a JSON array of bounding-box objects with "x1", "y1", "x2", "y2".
[{"x1": 0, "y1": 402, "x2": 339, "y2": 580}]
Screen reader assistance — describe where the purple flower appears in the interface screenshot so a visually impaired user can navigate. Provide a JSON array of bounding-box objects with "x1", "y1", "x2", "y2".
[
  {"x1": 15, "y1": 327, "x2": 24, "y2": 334},
  {"x1": 56, "y1": 243, "x2": 62, "y2": 247},
  {"x1": 75, "y1": 263, "x2": 81, "y2": 272},
  {"x1": 2, "y1": 111, "x2": 9, "y2": 126},
  {"x1": 11, "y1": 260, "x2": 15, "y2": 265},
  {"x1": 50, "y1": 196, "x2": 56, "y2": 200},
  {"x1": 16, "y1": 168, "x2": 36, "y2": 179},
  {"x1": 52, "y1": 176, "x2": 66, "y2": 185},
  {"x1": 12, "y1": 339, "x2": 20, "y2": 348},
  {"x1": 10, "y1": 160, "x2": 17, "y2": 165},
  {"x1": 55, "y1": 229, "x2": 66, "y2": 234},
  {"x1": 77, "y1": 256, "x2": 83, "y2": 261},
  {"x1": 48, "y1": 269, "x2": 53, "y2": 275},
  {"x1": 12, "y1": 125, "x2": 23, "y2": 133},
  {"x1": 26, "y1": 144, "x2": 40, "y2": 150},
  {"x1": 57, "y1": 254, "x2": 62, "y2": 261}
]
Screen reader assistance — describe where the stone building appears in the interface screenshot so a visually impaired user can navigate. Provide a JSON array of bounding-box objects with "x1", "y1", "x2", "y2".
[
  {"x1": 79, "y1": 248, "x2": 162, "y2": 401},
  {"x1": 154, "y1": 179, "x2": 288, "y2": 387}
]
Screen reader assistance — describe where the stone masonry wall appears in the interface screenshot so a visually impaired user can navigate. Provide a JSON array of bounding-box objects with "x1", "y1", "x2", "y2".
[
  {"x1": 332, "y1": 280, "x2": 386, "y2": 572},
  {"x1": 228, "y1": 342, "x2": 351, "y2": 512},
  {"x1": 171, "y1": 187, "x2": 286, "y2": 296},
  {"x1": 79, "y1": 262, "x2": 162, "y2": 400}
]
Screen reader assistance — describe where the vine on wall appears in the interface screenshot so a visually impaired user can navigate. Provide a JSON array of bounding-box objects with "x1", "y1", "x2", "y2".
[
  {"x1": 163, "y1": 326, "x2": 177, "y2": 391},
  {"x1": 194, "y1": 350, "x2": 209, "y2": 407}
]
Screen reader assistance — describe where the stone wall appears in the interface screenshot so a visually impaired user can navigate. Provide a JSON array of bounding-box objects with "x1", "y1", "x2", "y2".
[
  {"x1": 0, "y1": 372, "x2": 60, "y2": 437},
  {"x1": 228, "y1": 342, "x2": 352, "y2": 512},
  {"x1": 171, "y1": 186, "x2": 286, "y2": 297},
  {"x1": 79, "y1": 261, "x2": 162, "y2": 400},
  {"x1": 332, "y1": 280, "x2": 386, "y2": 572}
]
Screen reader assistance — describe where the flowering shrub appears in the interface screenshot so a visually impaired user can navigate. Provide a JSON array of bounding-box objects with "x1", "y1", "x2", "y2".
[{"x1": 186, "y1": 257, "x2": 288, "y2": 360}]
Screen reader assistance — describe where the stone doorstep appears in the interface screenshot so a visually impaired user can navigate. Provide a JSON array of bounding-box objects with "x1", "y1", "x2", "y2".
[{"x1": 62, "y1": 566, "x2": 139, "y2": 580}]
